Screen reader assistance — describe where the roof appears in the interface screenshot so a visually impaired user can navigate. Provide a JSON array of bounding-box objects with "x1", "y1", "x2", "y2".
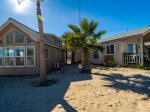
[
  {"x1": 0, "y1": 18, "x2": 61, "y2": 42},
  {"x1": 0, "y1": 18, "x2": 62, "y2": 49},
  {"x1": 100, "y1": 27, "x2": 150, "y2": 43}
]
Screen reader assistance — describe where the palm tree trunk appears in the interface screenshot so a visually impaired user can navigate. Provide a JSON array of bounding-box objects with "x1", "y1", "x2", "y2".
[
  {"x1": 71, "y1": 50, "x2": 75, "y2": 64},
  {"x1": 37, "y1": 0, "x2": 47, "y2": 85},
  {"x1": 82, "y1": 48, "x2": 91, "y2": 73}
]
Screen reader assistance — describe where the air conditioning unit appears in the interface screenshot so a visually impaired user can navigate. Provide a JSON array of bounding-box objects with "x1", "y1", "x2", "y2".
[{"x1": 55, "y1": 63, "x2": 60, "y2": 69}]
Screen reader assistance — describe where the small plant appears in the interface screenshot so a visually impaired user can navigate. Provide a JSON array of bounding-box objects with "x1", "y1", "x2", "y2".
[
  {"x1": 121, "y1": 63, "x2": 129, "y2": 68},
  {"x1": 121, "y1": 63, "x2": 150, "y2": 70},
  {"x1": 104, "y1": 55, "x2": 116, "y2": 67},
  {"x1": 142, "y1": 64, "x2": 150, "y2": 70},
  {"x1": 105, "y1": 60, "x2": 116, "y2": 67},
  {"x1": 136, "y1": 65, "x2": 144, "y2": 69}
]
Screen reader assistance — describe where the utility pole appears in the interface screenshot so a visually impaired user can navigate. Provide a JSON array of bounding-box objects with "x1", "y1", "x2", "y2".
[
  {"x1": 78, "y1": 0, "x2": 81, "y2": 23},
  {"x1": 127, "y1": 28, "x2": 129, "y2": 32}
]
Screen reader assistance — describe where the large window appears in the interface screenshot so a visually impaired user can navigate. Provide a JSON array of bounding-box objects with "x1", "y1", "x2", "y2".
[
  {"x1": 27, "y1": 46, "x2": 35, "y2": 66},
  {"x1": 93, "y1": 50, "x2": 99, "y2": 59},
  {"x1": 15, "y1": 31, "x2": 25, "y2": 44},
  {"x1": 1, "y1": 30, "x2": 35, "y2": 67},
  {"x1": 0, "y1": 47, "x2": 2, "y2": 66},
  {"x1": 106, "y1": 45, "x2": 115, "y2": 54},
  {"x1": 27, "y1": 36, "x2": 34, "y2": 44},
  {"x1": 128, "y1": 44, "x2": 138, "y2": 54},
  {"x1": 15, "y1": 47, "x2": 25, "y2": 66},
  {"x1": 4, "y1": 31, "x2": 13, "y2": 44},
  {"x1": 4, "y1": 47, "x2": 14, "y2": 67}
]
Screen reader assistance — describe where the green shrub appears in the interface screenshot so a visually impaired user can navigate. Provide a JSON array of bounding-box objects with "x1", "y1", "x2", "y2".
[
  {"x1": 121, "y1": 63, "x2": 150, "y2": 70},
  {"x1": 136, "y1": 65, "x2": 144, "y2": 69},
  {"x1": 121, "y1": 63, "x2": 129, "y2": 68}
]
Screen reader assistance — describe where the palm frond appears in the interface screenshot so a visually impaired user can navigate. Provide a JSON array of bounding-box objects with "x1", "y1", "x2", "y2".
[
  {"x1": 68, "y1": 24, "x2": 81, "y2": 34},
  {"x1": 95, "y1": 30, "x2": 106, "y2": 39},
  {"x1": 62, "y1": 32, "x2": 84, "y2": 49},
  {"x1": 88, "y1": 44, "x2": 104, "y2": 52},
  {"x1": 62, "y1": 18, "x2": 106, "y2": 51},
  {"x1": 80, "y1": 18, "x2": 89, "y2": 35},
  {"x1": 88, "y1": 20, "x2": 98, "y2": 35}
]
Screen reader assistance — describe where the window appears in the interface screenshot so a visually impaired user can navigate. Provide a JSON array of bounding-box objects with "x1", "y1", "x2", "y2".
[
  {"x1": 0, "y1": 47, "x2": 2, "y2": 66},
  {"x1": 4, "y1": 31, "x2": 13, "y2": 44},
  {"x1": 106, "y1": 45, "x2": 115, "y2": 54},
  {"x1": 128, "y1": 44, "x2": 137, "y2": 54},
  {"x1": 93, "y1": 50, "x2": 99, "y2": 59},
  {"x1": 27, "y1": 46, "x2": 35, "y2": 66},
  {"x1": 107, "y1": 46, "x2": 110, "y2": 54},
  {"x1": 15, "y1": 47, "x2": 25, "y2": 66},
  {"x1": 4, "y1": 47, "x2": 14, "y2": 66},
  {"x1": 44, "y1": 48, "x2": 48, "y2": 59},
  {"x1": 1, "y1": 30, "x2": 36, "y2": 68},
  {"x1": 15, "y1": 31, "x2": 25, "y2": 44},
  {"x1": 27, "y1": 36, "x2": 34, "y2": 44}
]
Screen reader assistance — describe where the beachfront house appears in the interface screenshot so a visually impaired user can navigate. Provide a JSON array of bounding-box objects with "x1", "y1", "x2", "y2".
[
  {"x1": 75, "y1": 27, "x2": 150, "y2": 66},
  {"x1": 0, "y1": 18, "x2": 65, "y2": 75}
]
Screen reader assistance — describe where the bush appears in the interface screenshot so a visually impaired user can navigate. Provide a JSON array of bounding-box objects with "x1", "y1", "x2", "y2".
[
  {"x1": 121, "y1": 63, "x2": 129, "y2": 68},
  {"x1": 121, "y1": 63, "x2": 150, "y2": 70},
  {"x1": 136, "y1": 65, "x2": 144, "y2": 69},
  {"x1": 105, "y1": 60, "x2": 116, "y2": 67},
  {"x1": 104, "y1": 55, "x2": 116, "y2": 67}
]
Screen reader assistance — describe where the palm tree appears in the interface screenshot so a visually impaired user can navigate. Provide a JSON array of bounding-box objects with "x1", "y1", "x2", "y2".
[
  {"x1": 36, "y1": 0, "x2": 47, "y2": 85},
  {"x1": 17, "y1": 0, "x2": 47, "y2": 84},
  {"x1": 62, "y1": 18, "x2": 106, "y2": 73}
]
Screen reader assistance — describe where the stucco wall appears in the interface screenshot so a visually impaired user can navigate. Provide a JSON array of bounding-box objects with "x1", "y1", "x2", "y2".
[
  {"x1": 100, "y1": 40, "x2": 122, "y2": 65},
  {"x1": 99, "y1": 37, "x2": 141, "y2": 65}
]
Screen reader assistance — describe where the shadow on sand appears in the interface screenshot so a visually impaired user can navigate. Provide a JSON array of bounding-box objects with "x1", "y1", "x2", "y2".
[
  {"x1": 93, "y1": 73, "x2": 150, "y2": 97},
  {"x1": 0, "y1": 64, "x2": 92, "y2": 112}
]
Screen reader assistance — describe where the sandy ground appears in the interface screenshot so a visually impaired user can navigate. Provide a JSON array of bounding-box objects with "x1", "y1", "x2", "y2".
[{"x1": 0, "y1": 65, "x2": 150, "y2": 112}]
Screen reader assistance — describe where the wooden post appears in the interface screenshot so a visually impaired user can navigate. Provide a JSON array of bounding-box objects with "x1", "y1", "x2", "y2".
[
  {"x1": 121, "y1": 42, "x2": 124, "y2": 64},
  {"x1": 140, "y1": 36, "x2": 144, "y2": 66}
]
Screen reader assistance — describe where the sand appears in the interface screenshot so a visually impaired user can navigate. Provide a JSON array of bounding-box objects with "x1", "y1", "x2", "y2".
[{"x1": 0, "y1": 65, "x2": 150, "y2": 112}]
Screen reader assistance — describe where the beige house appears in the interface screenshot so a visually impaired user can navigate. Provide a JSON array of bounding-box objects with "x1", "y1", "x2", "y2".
[
  {"x1": 0, "y1": 18, "x2": 65, "y2": 75},
  {"x1": 75, "y1": 27, "x2": 150, "y2": 66}
]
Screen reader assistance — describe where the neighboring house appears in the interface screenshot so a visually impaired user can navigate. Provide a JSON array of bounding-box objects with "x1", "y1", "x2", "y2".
[
  {"x1": 74, "y1": 49, "x2": 102, "y2": 65},
  {"x1": 75, "y1": 26, "x2": 150, "y2": 66},
  {"x1": 0, "y1": 18, "x2": 65, "y2": 75}
]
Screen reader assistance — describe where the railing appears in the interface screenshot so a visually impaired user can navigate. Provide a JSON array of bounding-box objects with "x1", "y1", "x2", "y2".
[{"x1": 124, "y1": 54, "x2": 141, "y2": 64}]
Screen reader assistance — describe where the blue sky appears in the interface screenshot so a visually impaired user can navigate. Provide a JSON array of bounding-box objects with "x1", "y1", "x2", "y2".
[{"x1": 0, "y1": 0, "x2": 150, "y2": 39}]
